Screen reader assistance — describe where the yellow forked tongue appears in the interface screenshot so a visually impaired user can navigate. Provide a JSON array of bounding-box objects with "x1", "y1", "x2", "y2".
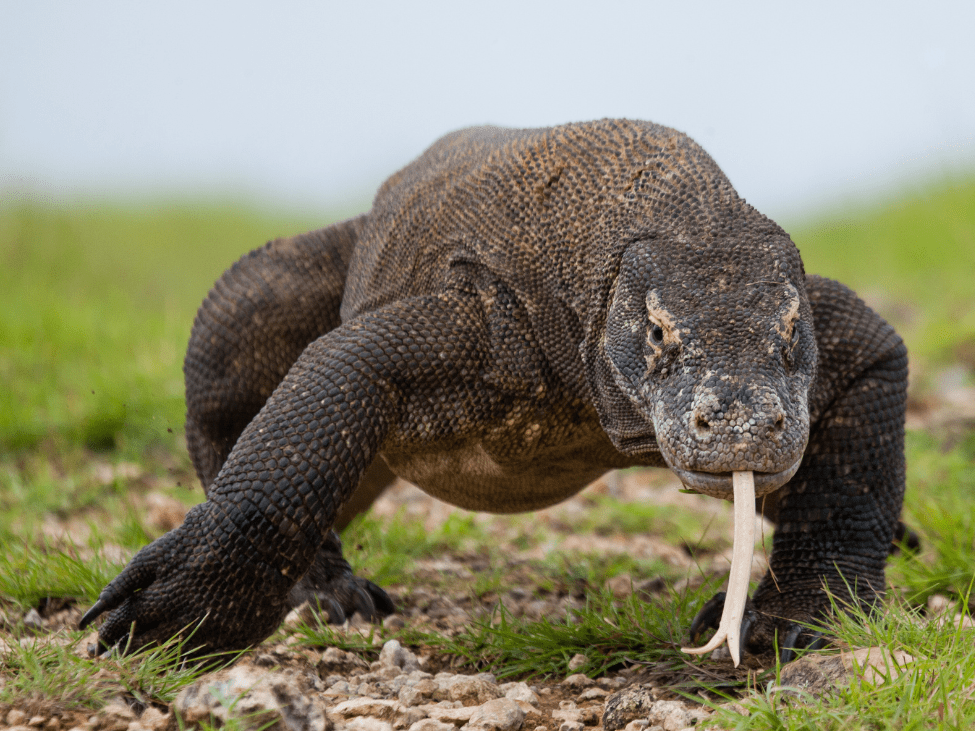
[{"x1": 681, "y1": 470, "x2": 755, "y2": 667}]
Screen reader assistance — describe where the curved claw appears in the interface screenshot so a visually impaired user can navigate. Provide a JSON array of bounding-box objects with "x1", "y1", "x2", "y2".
[
  {"x1": 307, "y1": 577, "x2": 395, "y2": 625},
  {"x1": 79, "y1": 534, "x2": 164, "y2": 636},
  {"x1": 319, "y1": 595, "x2": 348, "y2": 625},
  {"x1": 779, "y1": 625, "x2": 803, "y2": 664},
  {"x1": 79, "y1": 599, "x2": 111, "y2": 631},
  {"x1": 777, "y1": 626, "x2": 827, "y2": 664},
  {"x1": 806, "y1": 632, "x2": 828, "y2": 652},
  {"x1": 361, "y1": 578, "x2": 395, "y2": 617}
]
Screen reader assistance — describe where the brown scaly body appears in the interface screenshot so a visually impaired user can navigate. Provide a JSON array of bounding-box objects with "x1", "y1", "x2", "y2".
[{"x1": 82, "y1": 119, "x2": 908, "y2": 662}]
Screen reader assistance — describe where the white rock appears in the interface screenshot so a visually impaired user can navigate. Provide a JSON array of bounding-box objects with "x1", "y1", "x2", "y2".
[
  {"x1": 400, "y1": 679, "x2": 439, "y2": 706},
  {"x1": 551, "y1": 701, "x2": 580, "y2": 725},
  {"x1": 567, "y1": 654, "x2": 587, "y2": 671},
  {"x1": 562, "y1": 673, "x2": 595, "y2": 689},
  {"x1": 6, "y1": 710, "x2": 28, "y2": 726},
  {"x1": 138, "y1": 707, "x2": 171, "y2": 731},
  {"x1": 97, "y1": 700, "x2": 136, "y2": 731},
  {"x1": 333, "y1": 698, "x2": 406, "y2": 720},
  {"x1": 409, "y1": 720, "x2": 457, "y2": 731},
  {"x1": 434, "y1": 674, "x2": 503, "y2": 704},
  {"x1": 380, "y1": 640, "x2": 421, "y2": 673},
  {"x1": 465, "y1": 698, "x2": 526, "y2": 731},
  {"x1": 346, "y1": 718, "x2": 395, "y2": 731},
  {"x1": 644, "y1": 700, "x2": 709, "y2": 731},
  {"x1": 499, "y1": 681, "x2": 539, "y2": 706},
  {"x1": 174, "y1": 665, "x2": 327, "y2": 731},
  {"x1": 424, "y1": 703, "x2": 477, "y2": 725}
]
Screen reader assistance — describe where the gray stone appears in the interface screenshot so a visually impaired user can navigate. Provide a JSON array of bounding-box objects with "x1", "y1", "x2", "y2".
[
  {"x1": 332, "y1": 698, "x2": 406, "y2": 720},
  {"x1": 562, "y1": 674, "x2": 595, "y2": 689},
  {"x1": 775, "y1": 647, "x2": 916, "y2": 698},
  {"x1": 602, "y1": 686, "x2": 656, "y2": 731},
  {"x1": 434, "y1": 674, "x2": 503, "y2": 705},
  {"x1": 499, "y1": 681, "x2": 539, "y2": 706},
  {"x1": 96, "y1": 700, "x2": 137, "y2": 731},
  {"x1": 138, "y1": 707, "x2": 170, "y2": 731},
  {"x1": 345, "y1": 719, "x2": 394, "y2": 731},
  {"x1": 567, "y1": 654, "x2": 588, "y2": 672},
  {"x1": 174, "y1": 665, "x2": 328, "y2": 731},
  {"x1": 400, "y1": 679, "x2": 439, "y2": 706},
  {"x1": 644, "y1": 700, "x2": 708, "y2": 731},
  {"x1": 23, "y1": 608, "x2": 44, "y2": 630},
  {"x1": 424, "y1": 703, "x2": 477, "y2": 725},
  {"x1": 379, "y1": 640, "x2": 421, "y2": 673},
  {"x1": 466, "y1": 698, "x2": 526, "y2": 731},
  {"x1": 409, "y1": 720, "x2": 456, "y2": 731}
]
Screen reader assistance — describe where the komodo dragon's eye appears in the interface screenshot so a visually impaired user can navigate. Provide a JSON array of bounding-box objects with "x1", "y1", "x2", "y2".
[
  {"x1": 789, "y1": 322, "x2": 801, "y2": 348},
  {"x1": 649, "y1": 323, "x2": 664, "y2": 346}
]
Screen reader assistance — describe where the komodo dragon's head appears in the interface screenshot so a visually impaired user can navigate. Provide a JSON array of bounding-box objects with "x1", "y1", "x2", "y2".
[{"x1": 591, "y1": 224, "x2": 817, "y2": 501}]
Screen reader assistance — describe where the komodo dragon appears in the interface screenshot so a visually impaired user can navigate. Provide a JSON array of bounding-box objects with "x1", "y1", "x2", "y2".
[{"x1": 81, "y1": 118, "x2": 909, "y2": 664}]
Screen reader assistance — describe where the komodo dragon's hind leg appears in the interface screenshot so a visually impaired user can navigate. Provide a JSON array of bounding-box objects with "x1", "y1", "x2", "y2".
[
  {"x1": 182, "y1": 215, "x2": 395, "y2": 622},
  {"x1": 690, "y1": 276, "x2": 909, "y2": 662}
]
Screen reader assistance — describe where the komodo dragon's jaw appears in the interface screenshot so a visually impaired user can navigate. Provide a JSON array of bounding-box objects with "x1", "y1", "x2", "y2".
[{"x1": 592, "y1": 235, "x2": 818, "y2": 497}]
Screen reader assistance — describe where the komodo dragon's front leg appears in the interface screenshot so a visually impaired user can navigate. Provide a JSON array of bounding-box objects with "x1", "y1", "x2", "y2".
[
  {"x1": 182, "y1": 217, "x2": 397, "y2": 623},
  {"x1": 81, "y1": 292, "x2": 490, "y2": 653}
]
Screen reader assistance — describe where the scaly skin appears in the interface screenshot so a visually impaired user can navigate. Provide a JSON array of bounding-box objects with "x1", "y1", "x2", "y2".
[{"x1": 81, "y1": 119, "x2": 908, "y2": 661}]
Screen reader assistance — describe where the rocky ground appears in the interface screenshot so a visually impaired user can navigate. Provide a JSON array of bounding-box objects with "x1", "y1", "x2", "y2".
[
  {"x1": 0, "y1": 468, "x2": 758, "y2": 731},
  {"x1": 1, "y1": 380, "x2": 973, "y2": 731}
]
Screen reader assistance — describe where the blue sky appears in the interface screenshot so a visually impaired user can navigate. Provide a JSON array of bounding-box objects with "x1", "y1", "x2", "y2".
[{"x1": 2, "y1": 1, "x2": 973, "y2": 219}]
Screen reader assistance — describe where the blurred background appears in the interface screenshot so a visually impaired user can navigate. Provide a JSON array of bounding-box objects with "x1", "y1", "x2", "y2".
[
  {"x1": 3, "y1": 1, "x2": 974, "y2": 217},
  {"x1": 1, "y1": 0, "x2": 973, "y2": 485}
]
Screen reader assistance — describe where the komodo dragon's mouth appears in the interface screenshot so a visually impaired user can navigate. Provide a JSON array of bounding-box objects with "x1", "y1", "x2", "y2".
[{"x1": 670, "y1": 458, "x2": 802, "y2": 500}]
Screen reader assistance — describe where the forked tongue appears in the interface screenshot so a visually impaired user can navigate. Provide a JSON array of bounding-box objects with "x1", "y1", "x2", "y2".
[{"x1": 681, "y1": 470, "x2": 755, "y2": 667}]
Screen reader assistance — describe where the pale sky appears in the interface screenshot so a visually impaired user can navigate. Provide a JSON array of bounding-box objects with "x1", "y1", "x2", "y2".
[{"x1": 2, "y1": 0, "x2": 973, "y2": 219}]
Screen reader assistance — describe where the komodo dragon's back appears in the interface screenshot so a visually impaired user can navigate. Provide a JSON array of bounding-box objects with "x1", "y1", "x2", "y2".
[
  {"x1": 82, "y1": 119, "x2": 908, "y2": 666},
  {"x1": 343, "y1": 120, "x2": 743, "y2": 322}
]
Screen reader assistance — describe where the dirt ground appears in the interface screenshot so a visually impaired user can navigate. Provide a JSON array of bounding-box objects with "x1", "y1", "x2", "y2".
[{"x1": 1, "y1": 378, "x2": 973, "y2": 730}]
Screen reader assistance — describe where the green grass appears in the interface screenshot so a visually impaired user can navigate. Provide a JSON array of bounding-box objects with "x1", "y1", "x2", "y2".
[
  {"x1": 787, "y1": 175, "x2": 975, "y2": 371},
  {"x1": 0, "y1": 534, "x2": 127, "y2": 608},
  {"x1": 0, "y1": 200, "x2": 325, "y2": 456},
  {"x1": 890, "y1": 431, "x2": 975, "y2": 608},
  {"x1": 342, "y1": 510, "x2": 492, "y2": 587},
  {"x1": 422, "y1": 586, "x2": 724, "y2": 680},
  {"x1": 706, "y1": 591, "x2": 975, "y2": 730},
  {"x1": 0, "y1": 628, "x2": 232, "y2": 713}
]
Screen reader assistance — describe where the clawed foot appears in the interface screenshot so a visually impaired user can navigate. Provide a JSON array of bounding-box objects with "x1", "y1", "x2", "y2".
[
  {"x1": 79, "y1": 503, "x2": 295, "y2": 656},
  {"x1": 689, "y1": 591, "x2": 829, "y2": 664},
  {"x1": 288, "y1": 531, "x2": 395, "y2": 624},
  {"x1": 80, "y1": 516, "x2": 393, "y2": 658}
]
